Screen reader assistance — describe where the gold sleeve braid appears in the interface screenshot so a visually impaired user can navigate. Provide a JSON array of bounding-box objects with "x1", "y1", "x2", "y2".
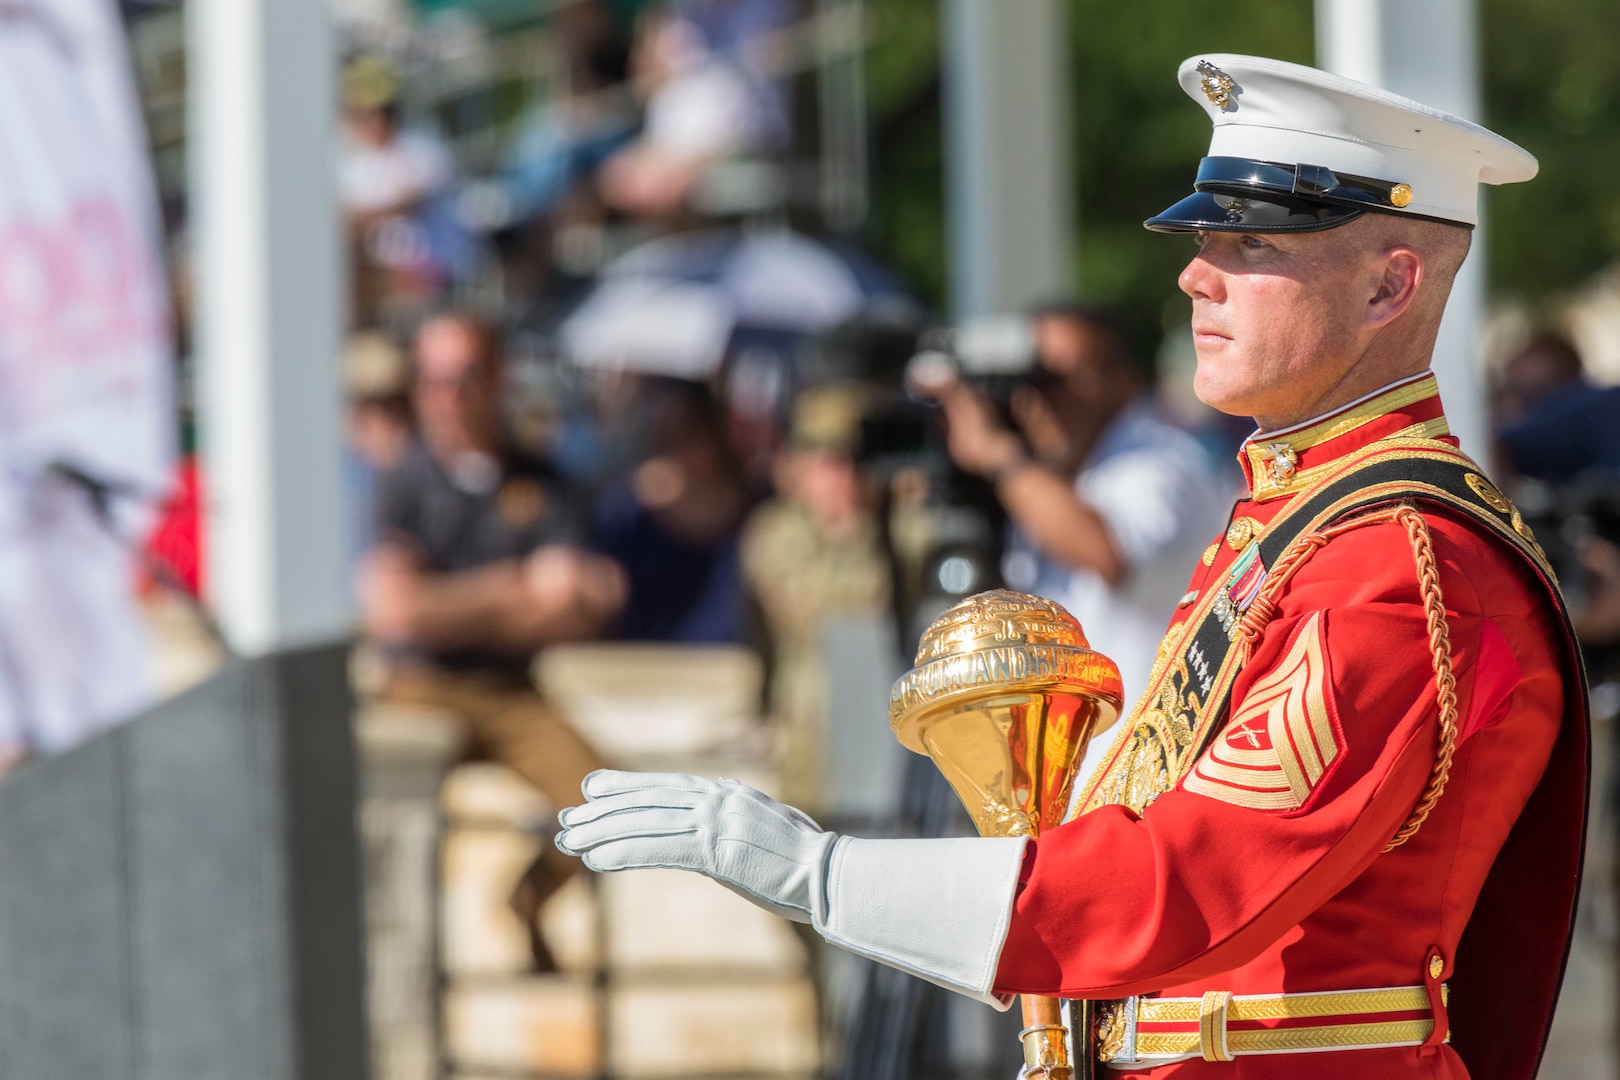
[{"x1": 1228, "y1": 505, "x2": 1459, "y2": 852}]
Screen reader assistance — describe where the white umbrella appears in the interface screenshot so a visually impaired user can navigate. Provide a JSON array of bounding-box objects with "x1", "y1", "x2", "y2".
[{"x1": 560, "y1": 228, "x2": 905, "y2": 376}]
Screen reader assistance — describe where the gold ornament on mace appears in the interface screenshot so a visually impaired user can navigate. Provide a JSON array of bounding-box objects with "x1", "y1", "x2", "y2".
[{"x1": 890, "y1": 590, "x2": 1124, "y2": 1080}]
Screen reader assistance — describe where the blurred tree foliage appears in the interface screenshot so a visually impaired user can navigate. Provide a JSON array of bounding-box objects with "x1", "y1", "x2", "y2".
[
  {"x1": 862, "y1": 0, "x2": 947, "y2": 306},
  {"x1": 1480, "y1": 0, "x2": 1620, "y2": 303},
  {"x1": 862, "y1": 0, "x2": 1619, "y2": 341}
]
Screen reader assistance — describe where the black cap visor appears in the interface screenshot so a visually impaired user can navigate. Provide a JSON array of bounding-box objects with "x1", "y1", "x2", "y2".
[
  {"x1": 1144, "y1": 190, "x2": 1364, "y2": 234},
  {"x1": 1145, "y1": 155, "x2": 1474, "y2": 234}
]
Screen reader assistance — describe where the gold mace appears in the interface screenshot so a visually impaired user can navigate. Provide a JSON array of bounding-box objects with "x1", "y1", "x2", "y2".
[{"x1": 889, "y1": 590, "x2": 1123, "y2": 1080}]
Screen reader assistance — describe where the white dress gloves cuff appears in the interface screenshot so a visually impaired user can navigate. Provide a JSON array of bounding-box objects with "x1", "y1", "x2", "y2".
[
  {"x1": 556, "y1": 771, "x2": 1028, "y2": 1008},
  {"x1": 814, "y1": 835, "x2": 1027, "y2": 1008}
]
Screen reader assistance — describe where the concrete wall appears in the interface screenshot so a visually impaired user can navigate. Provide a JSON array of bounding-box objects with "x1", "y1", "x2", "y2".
[{"x1": 0, "y1": 645, "x2": 366, "y2": 1080}]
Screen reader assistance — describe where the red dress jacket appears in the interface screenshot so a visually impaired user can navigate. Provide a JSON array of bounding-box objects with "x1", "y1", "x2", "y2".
[{"x1": 992, "y1": 375, "x2": 1588, "y2": 1079}]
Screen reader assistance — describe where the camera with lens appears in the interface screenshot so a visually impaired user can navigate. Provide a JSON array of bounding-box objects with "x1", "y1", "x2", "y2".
[
  {"x1": 829, "y1": 314, "x2": 1056, "y2": 473},
  {"x1": 1511, "y1": 472, "x2": 1620, "y2": 618},
  {"x1": 801, "y1": 313, "x2": 1066, "y2": 647},
  {"x1": 904, "y1": 315, "x2": 1058, "y2": 411}
]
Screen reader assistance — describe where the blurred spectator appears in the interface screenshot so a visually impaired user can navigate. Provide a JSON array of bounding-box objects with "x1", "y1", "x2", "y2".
[
  {"x1": 341, "y1": 56, "x2": 472, "y2": 318},
  {"x1": 1570, "y1": 536, "x2": 1620, "y2": 647},
  {"x1": 596, "y1": 1, "x2": 791, "y2": 219},
  {"x1": 1494, "y1": 332, "x2": 1620, "y2": 483},
  {"x1": 360, "y1": 311, "x2": 627, "y2": 968},
  {"x1": 592, "y1": 377, "x2": 751, "y2": 642},
  {"x1": 1490, "y1": 333, "x2": 1620, "y2": 657},
  {"x1": 932, "y1": 302, "x2": 1229, "y2": 713},
  {"x1": 501, "y1": 2, "x2": 638, "y2": 227},
  {"x1": 741, "y1": 383, "x2": 890, "y2": 809},
  {"x1": 667, "y1": 0, "x2": 797, "y2": 130},
  {"x1": 343, "y1": 332, "x2": 413, "y2": 584}
]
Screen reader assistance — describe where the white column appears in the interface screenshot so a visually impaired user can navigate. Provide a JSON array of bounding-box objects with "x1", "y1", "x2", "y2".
[
  {"x1": 1316, "y1": 0, "x2": 1489, "y2": 459},
  {"x1": 941, "y1": 0, "x2": 1073, "y2": 317},
  {"x1": 189, "y1": 0, "x2": 349, "y2": 655}
]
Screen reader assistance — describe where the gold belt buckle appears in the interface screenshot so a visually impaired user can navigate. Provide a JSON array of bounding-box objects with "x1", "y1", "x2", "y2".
[{"x1": 1092, "y1": 996, "x2": 1140, "y2": 1065}]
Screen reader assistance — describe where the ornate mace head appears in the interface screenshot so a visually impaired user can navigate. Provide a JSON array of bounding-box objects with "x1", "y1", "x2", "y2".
[{"x1": 889, "y1": 590, "x2": 1124, "y2": 838}]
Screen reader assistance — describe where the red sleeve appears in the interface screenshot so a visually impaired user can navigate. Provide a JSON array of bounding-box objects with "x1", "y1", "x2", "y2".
[{"x1": 991, "y1": 517, "x2": 1549, "y2": 999}]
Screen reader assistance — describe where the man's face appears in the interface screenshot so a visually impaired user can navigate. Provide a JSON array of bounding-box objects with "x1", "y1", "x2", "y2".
[
  {"x1": 413, "y1": 319, "x2": 496, "y2": 451},
  {"x1": 789, "y1": 450, "x2": 864, "y2": 529},
  {"x1": 344, "y1": 105, "x2": 392, "y2": 148},
  {"x1": 1178, "y1": 227, "x2": 1373, "y2": 424},
  {"x1": 1500, "y1": 343, "x2": 1581, "y2": 411},
  {"x1": 1033, "y1": 316, "x2": 1114, "y2": 403}
]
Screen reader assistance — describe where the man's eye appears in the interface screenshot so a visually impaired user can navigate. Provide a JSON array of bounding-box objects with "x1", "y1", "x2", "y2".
[{"x1": 1240, "y1": 235, "x2": 1269, "y2": 251}]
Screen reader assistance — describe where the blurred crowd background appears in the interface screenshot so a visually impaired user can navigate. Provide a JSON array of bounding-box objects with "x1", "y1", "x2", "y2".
[
  {"x1": 10, "y1": 0, "x2": 1619, "y2": 1077},
  {"x1": 121, "y1": 0, "x2": 1620, "y2": 697}
]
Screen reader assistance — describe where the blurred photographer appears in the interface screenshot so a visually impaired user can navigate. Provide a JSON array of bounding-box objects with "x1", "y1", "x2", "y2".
[{"x1": 927, "y1": 302, "x2": 1229, "y2": 714}]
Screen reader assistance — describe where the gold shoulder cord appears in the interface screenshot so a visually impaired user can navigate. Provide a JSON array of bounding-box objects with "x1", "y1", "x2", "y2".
[{"x1": 1229, "y1": 505, "x2": 1458, "y2": 852}]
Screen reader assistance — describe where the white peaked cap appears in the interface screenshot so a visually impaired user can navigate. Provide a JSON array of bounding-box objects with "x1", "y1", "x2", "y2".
[{"x1": 1146, "y1": 54, "x2": 1537, "y2": 233}]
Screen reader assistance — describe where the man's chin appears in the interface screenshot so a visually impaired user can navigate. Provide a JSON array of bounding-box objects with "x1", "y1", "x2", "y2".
[{"x1": 1191, "y1": 364, "x2": 1260, "y2": 421}]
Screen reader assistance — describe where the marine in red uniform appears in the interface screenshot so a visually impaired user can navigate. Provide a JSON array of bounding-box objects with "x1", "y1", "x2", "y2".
[
  {"x1": 995, "y1": 371, "x2": 1584, "y2": 1078},
  {"x1": 555, "y1": 55, "x2": 1586, "y2": 1080}
]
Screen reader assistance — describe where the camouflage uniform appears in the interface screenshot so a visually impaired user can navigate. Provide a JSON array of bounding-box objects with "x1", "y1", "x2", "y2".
[{"x1": 742, "y1": 386, "x2": 893, "y2": 809}]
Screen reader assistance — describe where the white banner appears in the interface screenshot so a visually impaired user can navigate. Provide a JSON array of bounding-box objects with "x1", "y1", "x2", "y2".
[{"x1": 0, "y1": 1, "x2": 175, "y2": 752}]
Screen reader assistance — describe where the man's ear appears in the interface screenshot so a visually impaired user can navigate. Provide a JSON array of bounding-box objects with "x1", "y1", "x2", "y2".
[{"x1": 1364, "y1": 246, "x2": 1424, "y2": 330}]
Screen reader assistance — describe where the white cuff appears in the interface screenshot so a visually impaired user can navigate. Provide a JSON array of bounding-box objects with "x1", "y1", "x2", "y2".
[{"x1": 813, "y1": 836, "x2": 1028, "y2": 1009}]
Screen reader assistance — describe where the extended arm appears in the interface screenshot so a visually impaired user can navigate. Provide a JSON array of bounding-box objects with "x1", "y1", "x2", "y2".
[
  {"x1": 936, "y1": 386, "x2": 1126, "y2": 584},
  {"x1": 556, "y1": 770, "x2": 1029, "y2": 1005},
  {"x1": 995, "y1": 462, "x2": 1127, "y2": 584},
  {"x1": 557, "y1": 524, "x2": 1552, "y2": 1007}
]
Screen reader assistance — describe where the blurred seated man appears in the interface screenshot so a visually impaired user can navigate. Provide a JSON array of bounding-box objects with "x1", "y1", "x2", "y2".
[
  {"x1": 361, "y1": 312, "x2": 627, "y2": 967},
  {"x1": 741, "y1": 384, "x2": 892, "y2": 809},
  {"x1": 593, "y1": 378, "x2": 752, "y2": 643},
  {"x1": 932, "y1": 303, "x2": 1229, "y2": 771}
]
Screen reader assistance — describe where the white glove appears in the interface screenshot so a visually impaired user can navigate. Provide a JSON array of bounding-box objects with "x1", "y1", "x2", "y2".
[
  {"x1": 555, "y1": 770, "x2": 837, "y2": 923},
  {"x1": 557, "y1": 769, "x2": 1029, "y2": 1006}
]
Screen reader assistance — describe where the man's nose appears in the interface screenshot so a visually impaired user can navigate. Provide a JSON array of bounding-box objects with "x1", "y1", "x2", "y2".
[{"x1": 1179, "y1": 253, "x2": 1223, "y2": 302}]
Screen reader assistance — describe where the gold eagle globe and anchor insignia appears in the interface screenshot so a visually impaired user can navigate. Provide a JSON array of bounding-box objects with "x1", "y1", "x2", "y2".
[
  {"x1": 1197, "y1": 60, "x2": 1237, "y2": 108},
  {"x1": 1259, "y1": 443, "x2": 1301, "y2": 487}
]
